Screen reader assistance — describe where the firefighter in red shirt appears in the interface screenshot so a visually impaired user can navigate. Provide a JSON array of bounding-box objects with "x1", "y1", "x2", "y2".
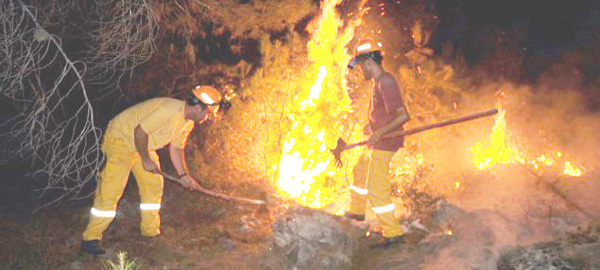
[{"x1": 345, "y1": 39, "x2": 411, "y2": 248}]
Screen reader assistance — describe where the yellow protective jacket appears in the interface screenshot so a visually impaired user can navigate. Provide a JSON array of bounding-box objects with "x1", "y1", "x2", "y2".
[
  {"x1": 106, "y1": 97, "x2": 194, "y2": 150},
  {"x1": 82, "y1": 97, "x2": 194, "y2": 241}
]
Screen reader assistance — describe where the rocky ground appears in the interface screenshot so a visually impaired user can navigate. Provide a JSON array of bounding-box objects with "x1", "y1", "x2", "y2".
[{"x1": 2, "y1": 165, "x2": 600, "y2": 270}]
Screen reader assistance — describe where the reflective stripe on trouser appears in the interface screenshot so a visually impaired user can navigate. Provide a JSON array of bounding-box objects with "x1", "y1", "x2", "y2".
[
  {"x1": 131, "y1": 156, "x2": 163, "y2": 238},
  {"x1": 348, "y1": 149, "x2": 404, "y2": 238},
  {"x1": 82, "y1": 135, "x2": 164, "y2": 241}
]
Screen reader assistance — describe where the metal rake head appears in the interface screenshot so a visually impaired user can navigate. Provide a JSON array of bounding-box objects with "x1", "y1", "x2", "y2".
[{"x1": 330, "y1": 138, "x2": 348, "y2": 168}]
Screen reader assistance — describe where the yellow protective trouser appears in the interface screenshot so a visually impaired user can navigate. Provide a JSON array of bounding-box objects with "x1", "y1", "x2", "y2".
[
  {"x1": 348, "y1": 149, "x2": 403, "y2": 238},
  {"x1": 82, "y1": 135, "x2": 164, "y2": 241}
]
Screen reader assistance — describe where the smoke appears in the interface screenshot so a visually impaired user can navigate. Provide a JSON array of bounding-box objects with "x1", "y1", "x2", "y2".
[{"x1": 405, "y1": 54, "x2": 600, "y2": 268}]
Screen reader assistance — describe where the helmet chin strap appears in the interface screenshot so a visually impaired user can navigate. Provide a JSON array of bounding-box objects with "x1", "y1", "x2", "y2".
[{"x1": 203, "y1": 100, "x2": 232, "y2": 114}]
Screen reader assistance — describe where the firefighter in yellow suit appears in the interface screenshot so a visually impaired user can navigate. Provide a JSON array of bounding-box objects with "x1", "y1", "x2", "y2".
[
  {"x1": 345, "y1": 39, "x2": 411, "y2": 248},
  {"x1": 81, "y1": 86, "x2": 224, "y2": 255}
]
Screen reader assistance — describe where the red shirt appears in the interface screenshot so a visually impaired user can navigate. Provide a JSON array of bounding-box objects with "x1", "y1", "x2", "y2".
[{"x1": 368, "y1": 72, "x2": 407, "y2": 151}]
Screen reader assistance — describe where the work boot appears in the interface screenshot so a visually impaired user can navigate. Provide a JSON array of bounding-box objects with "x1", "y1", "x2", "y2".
[
  {"x1": 81, "y1": 240, "x2": 106, "y2": 255},
  {"x1": 368, "y1": 234, "x2": 405, "y2": 248},
  {"x1": 343, "y1": 212, "x2": 365, "y2": 221}
]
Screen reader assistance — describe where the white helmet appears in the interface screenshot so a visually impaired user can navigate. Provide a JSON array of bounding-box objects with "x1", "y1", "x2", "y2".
[
  {"x1": 348, "y1": 38, "x2": 383, "y2": 69},
  {"x1": 188, "y1": 85, "x2": 223, "y2": 115}
]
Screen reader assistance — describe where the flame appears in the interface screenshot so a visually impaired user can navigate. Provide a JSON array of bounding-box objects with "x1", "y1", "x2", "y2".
[
  {"x1": 470, "y1": 104, "x2": 525, "y2": 169},
  {"x1": 564, "y1": 161, "x2": 583, "y2": 177},
  {"x1": 275, "y1": 0, "x2": 367, "y2": 208},
  {"x1": 471, "y1": 101, "x2": 585, "y2": 177}
]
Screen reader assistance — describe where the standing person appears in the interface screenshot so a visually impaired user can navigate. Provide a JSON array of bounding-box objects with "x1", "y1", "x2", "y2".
[
  {"x1": 345, "y1": 39, "x2": 411, "y2": 248},
  {"x1": 81, "y1": 85, "x2": 226, "y2": 255}
]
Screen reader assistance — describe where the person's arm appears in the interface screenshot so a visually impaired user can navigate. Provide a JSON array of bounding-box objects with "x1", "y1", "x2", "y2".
[
  {"x1": 168, "y1": 120, "x2": 201, "y2": 189},
  {"x1": 169, "y1": 145, "x2": 188, "y2": 177},
  {"x1": 168, "y1": 144, "x2": 202, "y2": 189},
  {"x1": 370, "y1": 108, "x2": 410, "y2": 141},
  {"x1": 369, "y1": 75, "x2": 411, "y2": 144},
  {"x1": 134, "y1": 124, "x2": 161, "y2": 173}
]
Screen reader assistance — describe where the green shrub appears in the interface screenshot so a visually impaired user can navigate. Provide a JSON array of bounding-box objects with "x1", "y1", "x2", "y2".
[{"x1": 103, "y1": 251, "x2": 139, "y2": 270}]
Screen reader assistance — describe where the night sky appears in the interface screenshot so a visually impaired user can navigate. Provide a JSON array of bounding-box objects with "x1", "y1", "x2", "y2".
[
  {"x1": 415, "y1": 0, "x2": 600, "y2": 112},
  {"x1": 434, "y1": 0, "x2": 599, "y2": 56},
  {"x1": 346, "y1": 0, "x2": 600, "y2": 88}
]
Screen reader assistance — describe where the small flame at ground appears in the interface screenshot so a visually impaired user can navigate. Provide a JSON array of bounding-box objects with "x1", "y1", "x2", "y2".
[
  {"x1": 564, "y1": 161, "x2": 583, "y2": 177},
  {"x1": 471, "y1": 102, "x2": 585, "y2": 177}
]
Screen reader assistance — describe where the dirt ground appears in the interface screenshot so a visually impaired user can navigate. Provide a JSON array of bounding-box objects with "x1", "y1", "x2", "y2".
[
  {"x1": 2, "y1": 167, "x2": 600, "y2": 270},
  {"x1": 1, "y1": 180, "x2": 279, "y2": 270}
]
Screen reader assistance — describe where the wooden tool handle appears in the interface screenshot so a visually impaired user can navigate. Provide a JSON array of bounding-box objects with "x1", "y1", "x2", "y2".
[
  {"x1": 345, "y1": 108, "x2": 498, "y2": 149},
  {"x1": 162, "y1": 173, "x2": 267, "y2": 205},
  {"x1": 383, "y1": 108, "x2": 498, "y2": 138}
]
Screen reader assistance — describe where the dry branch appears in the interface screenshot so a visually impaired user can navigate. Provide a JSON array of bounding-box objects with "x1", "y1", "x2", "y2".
[
  {"x1": 1, "y1": 1, "x2": 102, "y2": 209},
  {"x1": 85, "y1": 0, "x2": 158, "y2": 93}
]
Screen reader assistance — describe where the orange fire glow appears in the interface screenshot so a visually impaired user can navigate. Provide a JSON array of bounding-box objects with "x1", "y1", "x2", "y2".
[
  {"x1": 275, "y1": 0, "x2": 367, "y2": 209},
  {"x1": 273, "y1": 2, "x2": 585, "y2": 214},
  {"x1": 471, "y1": 102, "x2": 585, "y2": 177}
]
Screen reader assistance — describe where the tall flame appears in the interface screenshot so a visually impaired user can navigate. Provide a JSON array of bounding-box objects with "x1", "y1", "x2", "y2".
[
  {"x1": 275, "y1": 0, "x2": 367, "y2": 208},
  {"x1": 471, "y1": 101, "x2": 585, "y2": 177}
]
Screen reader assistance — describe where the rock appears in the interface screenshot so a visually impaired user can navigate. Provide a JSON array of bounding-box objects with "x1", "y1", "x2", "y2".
[
  {"x1": 497, "y1": 242, "x2": 579, "y2": 270},
  {"x1": 429, "y1": 198, "x2": 467, "y2": 229},
  {"x1": 422, "y1": 206, "x2": 519, "y2": 270},
  {"x1": 271, "y1": 206, "x2": 363, "y2": 270},
  {"x1": 565, "y1": 242, "x2": 600, "y2": 269}
]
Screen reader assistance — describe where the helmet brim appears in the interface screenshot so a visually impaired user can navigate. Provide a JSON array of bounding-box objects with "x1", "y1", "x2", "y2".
[
  {"x1": 348, "y1": 57, "x2": 360, "y2": 69},
  {"x1": 348, "y1": 50, "x2": 382, "y2": 69}
]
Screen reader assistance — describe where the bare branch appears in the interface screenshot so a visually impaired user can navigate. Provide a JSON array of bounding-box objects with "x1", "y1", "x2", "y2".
[
  {"x1": 1, "y1": 1, "x2": 102, "y2": 209},
  {"x1": 85, "y1": 0, "x2": 158, "y2": 91}
]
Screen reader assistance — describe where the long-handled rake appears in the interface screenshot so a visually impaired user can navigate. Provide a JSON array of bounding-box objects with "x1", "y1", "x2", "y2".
[
  {"x1": 330, "y1": 108, "x2": 499, "y2": 167},
  {"x1": 161, "y1": 172, "x2": 268, "y2": 206}
]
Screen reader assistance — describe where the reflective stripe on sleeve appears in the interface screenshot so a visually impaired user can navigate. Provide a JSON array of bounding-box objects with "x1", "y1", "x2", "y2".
[
  {"x1": 140, "y1": 203, "x2": 161, "y2": 210},
  {"x1": 372, "y1": 203, "x2": 395, "y2": 214},
  {"x1": 349, "y1": 185, "x2": 368, "y2": 195},
  {"x1": 90, "y1": 207, "x2": 116, "y2": 217}
]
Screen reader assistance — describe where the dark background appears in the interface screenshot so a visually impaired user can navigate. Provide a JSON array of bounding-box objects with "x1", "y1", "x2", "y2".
[{"x1": 432, "y1": 0, "x2": 600, "y2": 85}]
